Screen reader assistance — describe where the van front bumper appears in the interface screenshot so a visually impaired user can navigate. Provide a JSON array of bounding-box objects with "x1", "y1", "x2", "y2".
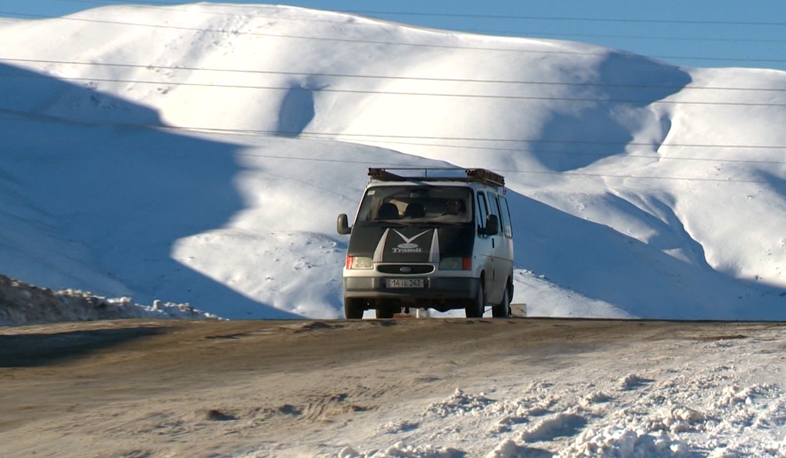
[{"x1": 343, "y1": 276, "x2": 480, "y2": 309}]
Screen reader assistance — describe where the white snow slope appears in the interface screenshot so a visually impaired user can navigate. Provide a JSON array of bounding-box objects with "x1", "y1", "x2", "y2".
[{"x1": 2, "y1": 3, "x2": 786, "y2": 320}]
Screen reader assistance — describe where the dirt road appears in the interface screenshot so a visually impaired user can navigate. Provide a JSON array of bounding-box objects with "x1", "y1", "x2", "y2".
[{"x1": 1, "y1": 318, "x2": 783, "y2": 457}]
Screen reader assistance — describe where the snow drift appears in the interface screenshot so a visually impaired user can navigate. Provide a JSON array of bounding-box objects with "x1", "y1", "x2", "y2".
[{"x1": 0, "y1": 273, "x2": 216, "y2": 325}]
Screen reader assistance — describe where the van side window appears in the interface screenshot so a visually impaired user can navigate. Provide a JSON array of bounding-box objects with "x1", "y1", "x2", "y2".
[
  {"x1": 489, "y1": 194, "x2": 505, "y2": 235},
  {"x1": 488, "y1": 194, "x2": 501, "y2": 219},
  {"x1": 476, "y1": 191, "x2": 488, "y2": 228},
  {"x1": 498, "y1": 195, "x2": 513, "y2": 238}
]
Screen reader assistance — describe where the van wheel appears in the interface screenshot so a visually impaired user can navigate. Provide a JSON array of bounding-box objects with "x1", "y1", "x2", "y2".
[
  {"x1": 375, "y1": 302, "x2": 398, "y2": 319},
  {"x1": 344, "y1": 297, "x2": 364, "y2": 319},
  {"x1": 466, "y1": 282, "x2": 485, "y2": 318},
  {"x1": 492, "y1": 285, "x2": 511, "y2": 318}
]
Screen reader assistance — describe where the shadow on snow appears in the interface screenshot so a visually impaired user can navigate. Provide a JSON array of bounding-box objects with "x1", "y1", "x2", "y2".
[
  {"x1": 505, "y1": 190, "x2": 786, "y2": 320},
  {"x1": 532, "y1": 53, "x2": 692, "y2": 172},
  {"x1": 0, "y1": 63, "x2": 298, "y2": 319}
]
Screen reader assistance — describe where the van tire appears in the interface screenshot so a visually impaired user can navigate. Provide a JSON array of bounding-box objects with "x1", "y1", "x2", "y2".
[
  {"x1": 344, "y1": 298, "x2": 364, "y2": 319},
  {"x1": 492, "y1": 284, "x2": 511, "y2": 318},
  {"x1": 466, "y1": 281, "x2": 485, "y2": 318},
  {"x1": 375, "y1": 302, "x2": 398, "y2": 319}
]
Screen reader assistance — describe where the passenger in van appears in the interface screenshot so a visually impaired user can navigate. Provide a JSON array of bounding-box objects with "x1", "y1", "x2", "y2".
[
  {"x1": 376, "y1": 202, "x2": 399, "y2": 220},
  {"x1": 404, "y1": 202, "x2": 426, "y2": 218}
]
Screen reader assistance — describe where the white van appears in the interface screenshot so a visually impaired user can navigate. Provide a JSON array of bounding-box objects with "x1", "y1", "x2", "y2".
[{"x1": 337, "y1": 168, "x2": 514, "y2": 319}]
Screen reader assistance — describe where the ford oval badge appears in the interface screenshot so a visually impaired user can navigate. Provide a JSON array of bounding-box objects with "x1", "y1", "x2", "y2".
[{"x1": 400, "y1": 266, "x2": 412, "y2": 273}]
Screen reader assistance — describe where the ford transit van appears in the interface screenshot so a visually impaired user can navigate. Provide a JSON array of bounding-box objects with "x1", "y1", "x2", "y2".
[{"x1": 337, "y1": 168, "x2": 514, "y2": 319}]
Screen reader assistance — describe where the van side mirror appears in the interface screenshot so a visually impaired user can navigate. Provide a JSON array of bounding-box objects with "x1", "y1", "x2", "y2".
[
  {"x1": 337, "y1": 214, "x2": 352, "y2": 235},
  {"x1": 481, "y1": 214, "x2": 499, "y2": 236}
]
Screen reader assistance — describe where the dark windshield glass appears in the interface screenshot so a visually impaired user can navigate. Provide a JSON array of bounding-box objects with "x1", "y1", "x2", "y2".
[{"x1": 356, "y1": 186, "x2": 473, "y2": 225}]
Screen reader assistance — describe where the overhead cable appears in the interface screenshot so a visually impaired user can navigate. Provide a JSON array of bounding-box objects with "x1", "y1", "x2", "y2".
[
  {"x1": 1, "y1": 10, "x2": 785, "y2": 65},
  {"x1": 2, "y1": 56, "x2": 786, "y2": 93}
]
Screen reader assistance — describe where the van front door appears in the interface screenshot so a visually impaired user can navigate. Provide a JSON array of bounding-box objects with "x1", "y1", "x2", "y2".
[
  {"x1": 476, "y1": 191, "x2": 499, "y2": 305},
  {"x1": 484, "y1": 192, "x2": 506, "y2": 304},
  {"x1": 488, "y1": 193, "x2": 513, "y2": 301}
]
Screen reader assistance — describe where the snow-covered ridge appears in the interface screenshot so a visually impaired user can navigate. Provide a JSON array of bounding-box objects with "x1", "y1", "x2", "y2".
[
  {"x1": 1, "y1": 4, "x2": 786, "y2": 320},
  {"x1": 0, "y1": 273, "x2": 218, "y2": 326}
]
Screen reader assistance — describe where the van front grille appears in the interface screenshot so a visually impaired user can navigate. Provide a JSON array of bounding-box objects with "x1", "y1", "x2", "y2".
[{"x1": 377, "y1": 264, "x2": 435, "y2": 275}]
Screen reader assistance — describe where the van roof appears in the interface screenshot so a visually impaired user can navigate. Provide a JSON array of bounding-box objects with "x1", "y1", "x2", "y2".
[{"x1": 368, "y1": 167, "x2": 505, "y2": 191}]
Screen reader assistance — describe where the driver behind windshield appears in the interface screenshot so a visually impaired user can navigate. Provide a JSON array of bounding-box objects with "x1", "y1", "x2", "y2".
[{"x1": 445, "y1": 199, "x2": 466, "y2": 215}]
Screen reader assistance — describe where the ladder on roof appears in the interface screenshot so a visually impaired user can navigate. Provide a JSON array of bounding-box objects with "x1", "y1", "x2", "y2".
[{"x1": 368, "y1": 167, "x2": 505, "y2": 189}]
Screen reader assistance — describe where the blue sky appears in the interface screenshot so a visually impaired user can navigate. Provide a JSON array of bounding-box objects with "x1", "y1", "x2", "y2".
[{"x1": 2, "y1": 0, "x2": 786, "y2": 72}]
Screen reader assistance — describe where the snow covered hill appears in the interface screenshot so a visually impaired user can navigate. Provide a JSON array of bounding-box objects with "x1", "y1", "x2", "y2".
[{"x1": 1, "y1": 3, "x2": 786, "y2": 320}]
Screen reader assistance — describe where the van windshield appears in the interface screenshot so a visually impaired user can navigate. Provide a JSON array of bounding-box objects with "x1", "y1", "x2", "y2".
[{"x1": 356, "y1": 186, "x2": 473, "y2": 225}]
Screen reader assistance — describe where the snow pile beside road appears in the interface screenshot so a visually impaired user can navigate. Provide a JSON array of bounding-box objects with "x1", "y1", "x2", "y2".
[
  {"x1": 0, "y1": 273, "x2": 219, "y2": 326},
  {"x1": 330, "y1": 332, "x2": 786, "y2": 458}
]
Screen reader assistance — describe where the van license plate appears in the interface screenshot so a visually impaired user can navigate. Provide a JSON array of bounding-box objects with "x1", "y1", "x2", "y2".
[{"x1": 386, "y1": 278, "x2": 424, "y2": 288}]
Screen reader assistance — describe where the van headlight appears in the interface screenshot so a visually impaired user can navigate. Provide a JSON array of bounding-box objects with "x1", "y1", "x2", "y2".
[
  {"x1": 439, "y1": 257, "x2": 471, "y2": 270},
  {"x1": 346, "y1": 256, "x2": 373, "y2": 270}
]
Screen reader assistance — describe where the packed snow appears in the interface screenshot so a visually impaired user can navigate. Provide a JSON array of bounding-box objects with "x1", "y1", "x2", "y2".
[{"x1": 241, "y1": 322, "x2": 786, "y2": 458}]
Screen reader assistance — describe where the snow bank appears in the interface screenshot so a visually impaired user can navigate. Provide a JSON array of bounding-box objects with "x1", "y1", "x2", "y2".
[
  {"x1": 333, "y1": 331, "x2": 786, "y2": 458},
  {"x1": 0, "y1": 273, "x2": 218, "y2": 326}
]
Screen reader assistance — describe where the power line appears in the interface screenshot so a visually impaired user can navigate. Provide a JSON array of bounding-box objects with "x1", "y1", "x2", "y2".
[
  {"x1": 1, "y1": 74, "x2": 785, "y2": 108},
  {"x1": 1, "y1": 109, "x2": 784, "y2": 152},
  {"x1": 157, "y1": 126, "x2": 786, "y2": 152},
  {"x1": 40, "y1": 0, "x2": 786, "y2": 46},
  {"x1": 344, "y1": 138, "x2": 786, "y2": 166},
  {"x1": 2, "y1": 10, "x2": 786, "y2": 66},
  {"x1": 350, "y1": 10, "x2": 786, "y2": 27},
  {"x1": 2, "y1": 61, "x2": 786, "y2": 108},
  {"x1": 477, "y1": 30, "x2": 786, "y2": 45},
  {"x1": 43, "y1": 0, "x2": 786, "y2": 28},
  {"x1": 500, "y1": 169, "x2": 773, "y2": 184},
  {"x1": 2, "y1": 56, "x2": 785, "y2": 93},
  {"x1": 6, "y1": 125, "x2": 786, "y2": 167},
  {"x1": 1, "y1": 110, "x2": 783, "y2": 185},
  {"x1": 0, "y1": 127, "x2": 778, "y2": 185},
  {"x1": 4, "y1": 136, "x2": 778, "y2": 186}
]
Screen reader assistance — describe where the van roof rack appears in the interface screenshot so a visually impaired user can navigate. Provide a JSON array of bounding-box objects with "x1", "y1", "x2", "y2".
[{"x1": 368, "y1": 167, "x2": 505, "y2": 190}]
